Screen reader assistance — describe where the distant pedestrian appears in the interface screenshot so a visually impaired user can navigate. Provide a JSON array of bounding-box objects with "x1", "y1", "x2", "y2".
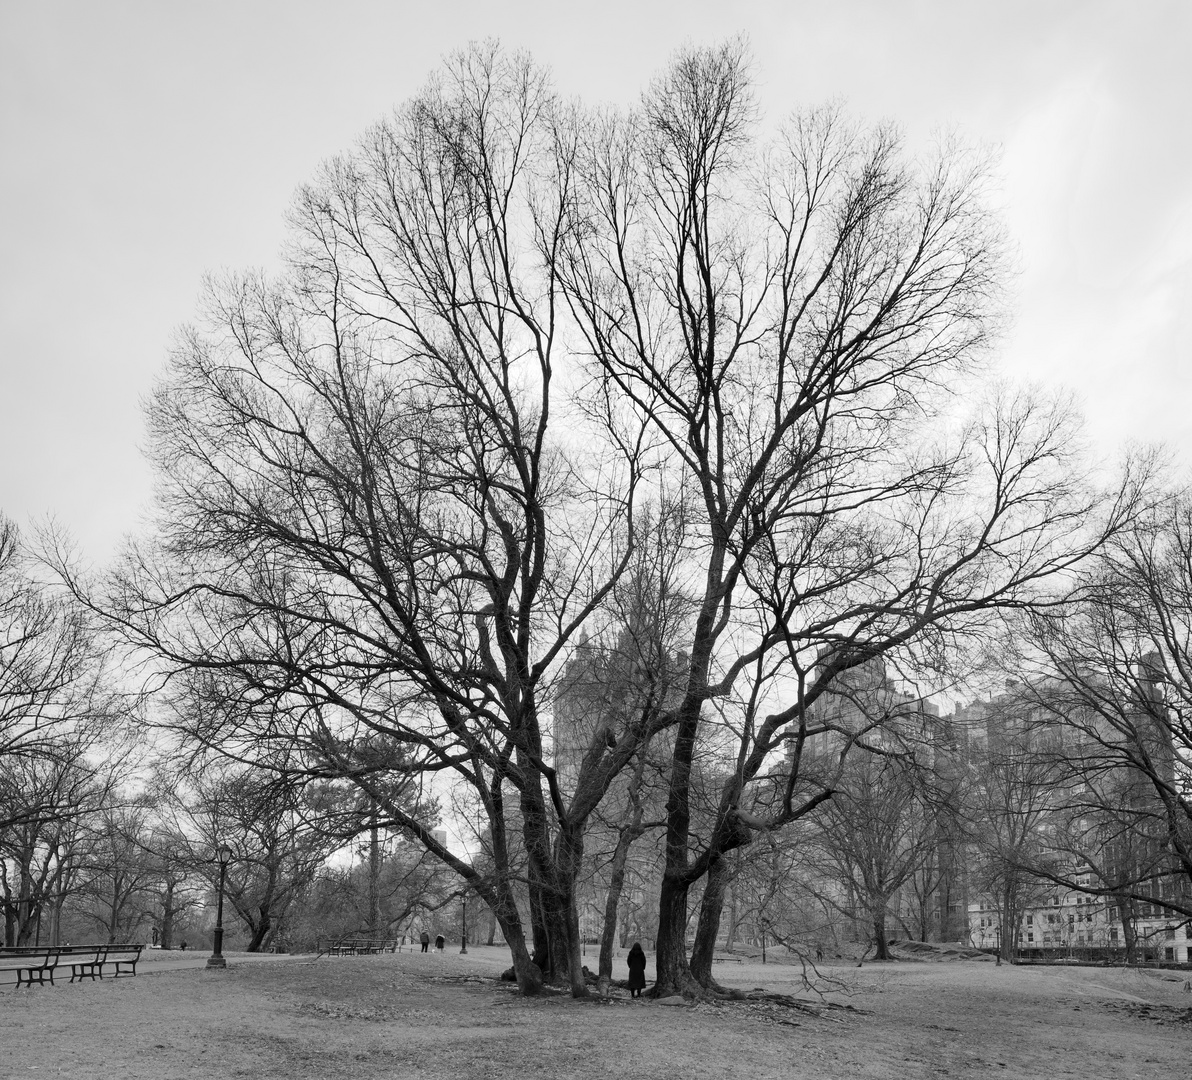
[
  {"x1": 627, "y1": 941, "x2": 647, "y2": 998},
  {"x1": 180, "y1": 940, "x2": 188, "y2": 951},
  {"x1": 420, "y1": 930, "x2": 430, "y2": 953},
  {"x1": 435, "y1": 934, "x2": 445, "y2": 953}
]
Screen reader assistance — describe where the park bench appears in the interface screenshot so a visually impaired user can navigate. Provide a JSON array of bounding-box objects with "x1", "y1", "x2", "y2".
[
  {"x1": 318, "y1": 937, "x2": 399, "y2": 957},
  {"x1": 75, "y1": 943, "x2": 143, "y2": 980},
  {"x1": 0, "y1": 947, "x2": 59, "y2": 987},
  {"x1": 0, "y1": 943, "x2": 144, "y2": 987}
]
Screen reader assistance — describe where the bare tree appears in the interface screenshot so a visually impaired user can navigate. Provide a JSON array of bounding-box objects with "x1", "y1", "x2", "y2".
[
  {"x1": 0, "y1": 515, "x2": 122, "y2": 831},
  {"x1": 1019, "y1": 494, "x2": 1192, "y2": 923},
  {"x1": 800, "y1": 749, "x2": 944, "y2": 960},
  {"x1": 556, "y1": 40, "x2": 1145, "y2": 994},
  {"x1": 51, "y1": 43, "x2": 669, "y2": 998},
  {"x1": 167, "y1": 765, "x2": 346, "y2": 952},
  {"x1": 53, "y1": 42, "x2": 1147, "y2": 999},
  {"x1": 963, "y1": 714, "x2": 1063, "y2": 962}
]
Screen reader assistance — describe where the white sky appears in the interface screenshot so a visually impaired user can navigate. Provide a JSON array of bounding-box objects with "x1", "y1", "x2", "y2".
[{"x1": 2, "y1": 0, "x2": 1190, "y2": 563}]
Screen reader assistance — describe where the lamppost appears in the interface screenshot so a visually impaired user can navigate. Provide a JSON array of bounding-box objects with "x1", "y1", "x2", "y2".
[
  {"x1": 207, "y1": 844, "x2": 233, "y2": 969},
  {"x1": 459, "y1": 890, "x2": 468, "y2": 955}
]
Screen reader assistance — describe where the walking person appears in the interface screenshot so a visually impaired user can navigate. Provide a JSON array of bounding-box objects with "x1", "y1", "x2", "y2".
[
  {"x1": 627, "y1": 941, "x2": 647, "y2": 999},
  {"x1": 420, "y1": 930, "x2": 430, "y2": 954}
]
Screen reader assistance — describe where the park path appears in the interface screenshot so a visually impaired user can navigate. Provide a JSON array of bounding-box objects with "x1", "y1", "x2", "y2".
[{"x1": 137, "y1": 950, "x2": 296, "y2": 976}]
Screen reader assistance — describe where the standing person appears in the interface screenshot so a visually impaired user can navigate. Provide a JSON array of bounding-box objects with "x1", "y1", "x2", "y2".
[
  {"x1": 420, "y1": 930, "x2": 430, "y2": 954},
  {"x1": 435, "y1": 934, "x2": 445, "y2": 953},
  {"x1": 627, "y1": 942, "x2": 647, "y2": 999}
]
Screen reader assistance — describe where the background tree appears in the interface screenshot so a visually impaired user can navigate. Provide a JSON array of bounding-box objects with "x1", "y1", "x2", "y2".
[
  {"x1": 963, "y1": 711, "x2": 1062, "y2": 962},
  {"x1": 800, "y1": 749, "x2": 943, "y2": 961},
  {"x1": 163, "y1": 765, "x2": 343, "y2": 951},
  {"x1": 1021, "y1": 495, "x2": 1192, "y2": 923},
  {"x1": 0, "y1": 746, "x2": 120, "y2": 946}
]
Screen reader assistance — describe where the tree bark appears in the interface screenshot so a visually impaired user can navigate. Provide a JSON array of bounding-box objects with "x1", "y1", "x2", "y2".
[
  {"x1": 246, "y1": 906, "x2": 270, "y2": 952},
  {"x1": 689, "y1": 855, "x2": 732, "y2": 985},
  {"x1": 598, "y1": 826, "x2": 639, "y2": 984},
  {"x1": 872, "y1": 905, "x2": 891, "y2": 961}
]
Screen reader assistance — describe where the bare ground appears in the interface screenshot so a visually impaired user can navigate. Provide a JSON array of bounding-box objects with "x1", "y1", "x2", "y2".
[{"x1": 2, "y1": 945, "x2": 1189, "y2": 1079}]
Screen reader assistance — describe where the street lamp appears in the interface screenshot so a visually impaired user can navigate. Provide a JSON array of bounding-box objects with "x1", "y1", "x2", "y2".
[
  {"x1": 207, "y1": 844, "x2": 233, "y2": 970},
  {"x1": 459, "y1": 890, "x2": 468, "y2": 955}
]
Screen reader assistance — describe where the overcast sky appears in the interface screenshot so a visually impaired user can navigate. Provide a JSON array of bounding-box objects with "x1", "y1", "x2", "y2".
[{"x1": 2, "y1": 0, "x2": 1189, "y2": 563}]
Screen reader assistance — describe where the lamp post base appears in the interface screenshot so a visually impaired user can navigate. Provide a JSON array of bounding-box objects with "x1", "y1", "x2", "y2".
[{"x1": 206, "y1": 955, "x2": 227, "y2": 969}]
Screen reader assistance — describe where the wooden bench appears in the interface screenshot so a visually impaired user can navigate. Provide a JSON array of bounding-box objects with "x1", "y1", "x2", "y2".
[
  {"x1": 0, "y1": 944, "x2": 144, "y2": 987},
  {"x1": 69, "y1": 944, "x2": 143, "y2": 980},
  {"x1": 0, "y1": 948, "x2": 59, "y2": 987},
  {"x1": 319, "y1": 937, "x2": 399, "y2": 957}
]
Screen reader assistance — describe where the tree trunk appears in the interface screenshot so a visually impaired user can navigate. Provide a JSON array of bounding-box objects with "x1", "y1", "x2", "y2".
[
  {"x1": 725, "y1": 882, "x2": 738, "y2": 950},
  {"x1": 654, "y1": 870, "x2": 699, "y2": 996},
  {"x1": 367, "y1": 814, "x2": 381, "y2": 937},
  {"x1": 872, "y1": 907, "x2": 890, "y2": 961},
  {"x1": 246, "y1": 906, "x2": 271, "y2": 952},
  {"x1": 653, "y1": 686, "x2": 707, "y2": 997},
  {"x1": 598, "y1": 840, "x2": 631, "y2": 985},
  {"x1": 1120, "y1": 900, "x2": 1138, "y2": 964},
  {"x1": 996, "y1": 883, "x2": 1010, "y2": 963},
  {"x1": 161, "y1": 880, "x2": 177, "y2": 950},
  {"x1": 689, "y1": 855, "x2": 731, "y2": 985}
]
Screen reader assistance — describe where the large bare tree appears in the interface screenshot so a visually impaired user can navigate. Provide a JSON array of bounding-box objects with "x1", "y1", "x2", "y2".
[
  {"x1": 556, "y1": 40, "x2": 1148, "y2": 994},
  {"x1": 57, "y1": 44, "x2": 670, "y2": 997},
  {"x1": 55, "y1": 41, "x2": 1148, "y2": 998}
]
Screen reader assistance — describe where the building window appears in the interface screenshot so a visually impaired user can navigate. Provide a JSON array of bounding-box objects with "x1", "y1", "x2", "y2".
[
  {"x1": 1027, "y1": 933, "x2": 1034, "y2": 943},
  {"x1": 1026, "y1": 914, "x2": 1033, "y2": 925}
]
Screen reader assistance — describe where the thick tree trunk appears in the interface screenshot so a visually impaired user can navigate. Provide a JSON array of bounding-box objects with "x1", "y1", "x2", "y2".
[
  {"x1": 247, "y1": 907, "x2": 271, "y2": 952},
  {"x1": 654, "y1": 871, "x2": 699, "y2": 995},
  {"x1": 487, "y1": 880, "x2": 542, "y2": 994},
  {"x1": 689, "y1": 855, "x2": 731, "y2": 985},
  {"x1": 653, "y1": 685, "x2": 707, "y2": 997},
  {"x1": 999, "y1": 883, "x2": 1017, "y2": 963},
  {"x1": 1120, "y1": 900, "x2": 1138, "y2": 964},
  {"x1": 872, "y1": 907, "x2": 890, "y2": 961}
]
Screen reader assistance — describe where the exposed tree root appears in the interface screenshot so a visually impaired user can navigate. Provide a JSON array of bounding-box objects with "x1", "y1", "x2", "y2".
[{"x1": 716, "y1": 988, "x2": 864, "y2": 1021}]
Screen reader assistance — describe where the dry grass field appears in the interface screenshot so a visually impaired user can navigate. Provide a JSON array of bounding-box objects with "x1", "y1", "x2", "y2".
[{"x1": 2, "y1": 945, "x2": 1189, "y2": 1079}]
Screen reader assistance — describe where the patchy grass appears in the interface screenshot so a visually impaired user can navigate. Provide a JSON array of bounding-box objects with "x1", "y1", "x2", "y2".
[{"x1": 3, "y1": 945, "x2": 1189, "y2": 1079}]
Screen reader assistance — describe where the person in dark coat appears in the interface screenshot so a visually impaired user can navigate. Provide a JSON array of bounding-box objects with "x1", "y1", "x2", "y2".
[
  {"x1": 627, "y1": 942, "x2": 647, "y2": 998},
  {"x1": 420, "y1": 930, "x2": 430, "y2": 953}
]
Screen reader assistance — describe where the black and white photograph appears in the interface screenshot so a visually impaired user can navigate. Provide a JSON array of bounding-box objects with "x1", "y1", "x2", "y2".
[{"x1": 2, "y1": 2, "x2": 1189, "y2": 1076}]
